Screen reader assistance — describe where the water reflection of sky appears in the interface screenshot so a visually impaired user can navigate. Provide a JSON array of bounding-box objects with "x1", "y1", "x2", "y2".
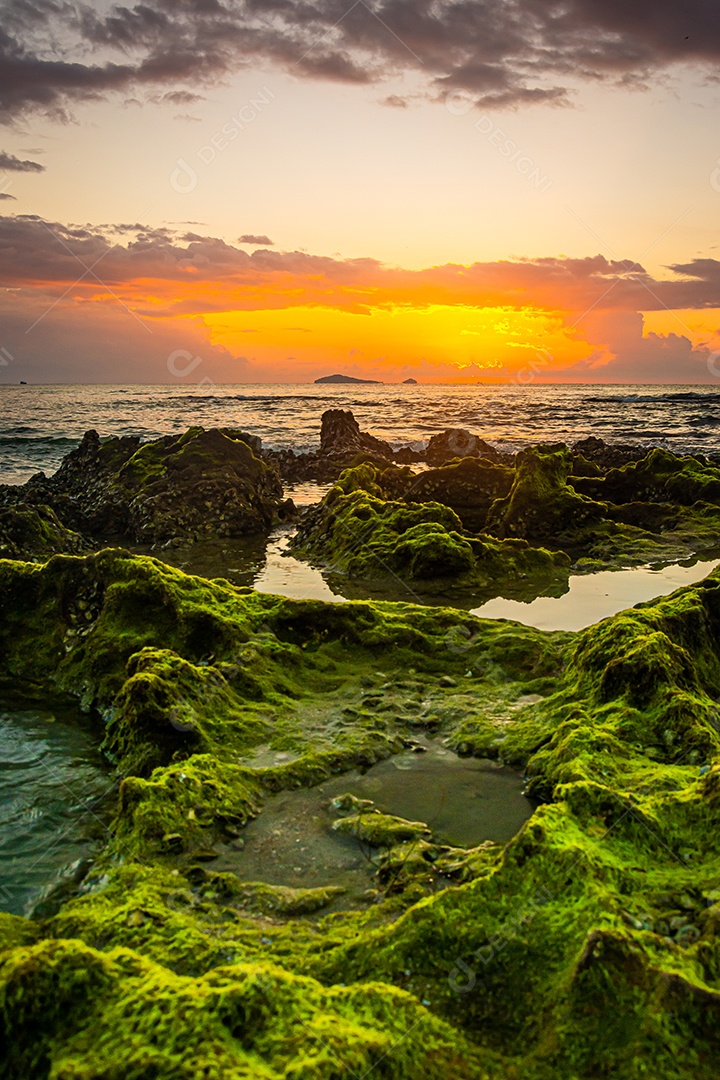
[{"x1": 472, "y1": 559, "x2": 720, "y2": 632}]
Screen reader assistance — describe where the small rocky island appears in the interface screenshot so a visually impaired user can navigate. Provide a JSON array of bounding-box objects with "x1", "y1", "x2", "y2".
[
  {"x1": 2, "y1": 412, "x2": 720, "y2": 1077},
  {"x1": 314, "y1": 373, "x2": 383, "y2": 384}
]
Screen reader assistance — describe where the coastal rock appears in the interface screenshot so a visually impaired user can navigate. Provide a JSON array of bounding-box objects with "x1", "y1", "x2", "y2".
[
  {"x1": 1, "y1": 427, "x2": 287, "y2": 547},
  {"x1": 116, "y1": 427, "x2": 285, "y2": 543},
  {"x1": 2, "y1": 550, "x2": 720, "y2": 1076},
  {"x1": 332, "y1": 811, "x2": 432, "y2": 846},
  {"x1": 486, "y1": 443, "x2": 607, "y2": 542},
  {"x1": 574, "y1": 447, "x2": 720, "y2": 507},
  {"x1": 407, "y1": 456, "x2": 514, "y2": 531},
  {"x1": 320, "y1": 408, "x2": 394, "y2": 458},
  {"x1": 291, "y1": 463, "x2": 570, "y2": 595},
  {"x1": 263, "y1": 409, "x2": 398, "y2": 483},
  {"x1": 572, "y1": 436, "x2": 648, "y2": 470},
  {"x1": 425, "y1": 428, "x2": 503, "y2": 466},
  {"x1": 0, "y1": 504, "x2": 87, "y2": 560}
]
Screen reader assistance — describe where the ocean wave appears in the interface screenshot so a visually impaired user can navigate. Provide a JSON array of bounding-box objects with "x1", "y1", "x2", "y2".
[
  {"x1": 0, "y1": 435, "x2": 81, "y2": 447},
  {"x1": 158, "y1": 394, "x2": 340, "y2": 407},
  {"x1": 583, "y1": 391, "x2": 720, "y2": 406}
]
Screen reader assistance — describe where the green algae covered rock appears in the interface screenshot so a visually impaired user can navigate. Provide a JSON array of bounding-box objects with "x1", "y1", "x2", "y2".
[
  {"x1": 0, "y1": 938, "x2": 484, "y2": 1079},
  {"x1": 114, "y1": 426, "x2": 286, "y2": 543},
  {"x1": 405, "y1": 455, "x2": 514, "y2": 531},
  {"x1": 486, "y1": 443, "x2": 608, "y2": 543},
  {"x1": 3, "y1": 551, "x2": 720, "y2": 1076},
  {"x1": 0, "y1": 503, "x2": 87, "y2": 561},
  {"x1": 333, "y1": 811, "x2": 432, "y2": 846},
  {"x1": 575, "y1": 446, "x2": 720, "y2": 507},
  {"x1": 305, "y1": 446, "x2": 720, "y2": 579},
  {"x1": 292, "y1": 463, "x2": 570, "y2": 597},
  {"x1": 1, "y1": 426, "x2": 287, "y2": 548}
]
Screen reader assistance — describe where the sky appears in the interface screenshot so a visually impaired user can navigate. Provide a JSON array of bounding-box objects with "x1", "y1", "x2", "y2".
[{"x1": 1, "y1": 0, "x2": 720, "y2": 384}]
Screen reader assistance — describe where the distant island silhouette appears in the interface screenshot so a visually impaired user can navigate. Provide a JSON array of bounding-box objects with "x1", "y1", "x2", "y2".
[{"x1": 314, "y1": 374, "x2": 382, "y2": 384}]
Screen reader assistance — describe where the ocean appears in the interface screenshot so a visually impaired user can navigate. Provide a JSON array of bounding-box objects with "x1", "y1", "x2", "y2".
[{"x1": 1, "y1": 383, "x2": 720, "y2": 485}]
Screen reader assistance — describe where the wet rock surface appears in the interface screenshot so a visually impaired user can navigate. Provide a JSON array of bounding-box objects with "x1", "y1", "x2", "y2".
[
  {"x1": 424, "y1": 427, "x2": 507, "y2": 466},
  {"x1": 319, "y1": 408, "x2": 395, "y2": 458},
  {"x1": 264, "y1": 410, "x2": 507, "y2": 482}
]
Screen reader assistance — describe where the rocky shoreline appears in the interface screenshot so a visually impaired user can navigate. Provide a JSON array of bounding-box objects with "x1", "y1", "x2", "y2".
[
  {"x1": 1, "y1": 415, "x2": 720, "y2": 1077},
  {"x1": 3, "y1": 409, "x2": 720, "y2": 584}
]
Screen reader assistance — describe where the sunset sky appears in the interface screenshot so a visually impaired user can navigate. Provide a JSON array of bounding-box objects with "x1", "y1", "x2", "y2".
[{"x1": 1, "y1": 0, "x2": 720, "y2": 384}]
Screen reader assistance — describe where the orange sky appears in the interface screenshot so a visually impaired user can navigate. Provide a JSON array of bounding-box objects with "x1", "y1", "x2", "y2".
[{"x1": 1, "y1": 220, "x2": 719, "y2": 383}]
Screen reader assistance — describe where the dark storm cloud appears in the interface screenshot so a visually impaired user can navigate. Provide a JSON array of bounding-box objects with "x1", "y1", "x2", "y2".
[
  {"x1": 1, "y1": 0, "x2": 720, "y2": 122},
  {"x1": 0, "y1": 150, "x2": 45, "y2": 171}
]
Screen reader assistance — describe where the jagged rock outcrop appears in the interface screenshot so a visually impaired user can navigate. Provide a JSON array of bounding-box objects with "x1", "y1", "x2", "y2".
[
  {"x1": 572, "y1": 436, "x2": 648, "y2": 470},
  {"x1": 264, "y1": 409, "x2": 398, "y2": 482},
  {"x1": 486, "y1": 444, "x2": 607, "y2": 543},
  {"x1": 424, "y1": 428, "x2": 504, "y2": 466},
  {"x1": 0, "y1": 427, "x2": 288, "y2": 551},
  {"x1": 319, "y1": 409, "x2": 394, "y2": 458}
]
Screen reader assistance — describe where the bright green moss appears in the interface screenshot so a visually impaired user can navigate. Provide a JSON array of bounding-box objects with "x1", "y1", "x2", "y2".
[
  {"x1": 298, "y1": 449, "x2": 720, "y2": 580},
  {"x1": 0, "y1": 937, "x2": 486, "y2": 1079},
  {"x1": 486, "y1": 443, "x2": 607, "y2": 543},
  {"x1": 0, "y1": 504, "x2": 87, "y2": 561},
  {"x1": 575, "y1": 447, "x2": 720, "y2": 507},
  {"x1": 293, "y1": 469, "x2": 570, "y2": 597},
  {"x1": 1, "y1": 552, "x2": 720, "y2": 1077}
]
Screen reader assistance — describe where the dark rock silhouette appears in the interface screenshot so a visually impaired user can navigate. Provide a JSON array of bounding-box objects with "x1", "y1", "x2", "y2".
[
  {"x1": 320, "y1": 409, "x2": 394, "y2": 458},
  {"x1": 314, "y1": 374, "x2": 381, "y2": 384},
  {"x1": 425, "y1": 428, "x2": 504, "y2": 466}
]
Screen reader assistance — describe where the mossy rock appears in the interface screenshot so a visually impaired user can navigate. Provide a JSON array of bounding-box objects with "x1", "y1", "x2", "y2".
[
  {"x1": 292, "y1": 465, "x2": 570, "y2": 597},
  {"x1": 575, "y1": 447, "x2": 720, "y2": 507},
  {"x1": 333, "y1": 811, "x2": 433, "y2": 846},
  {"x1": 2, "y1": 552, "x2": 720, "y2": 1076},
  {"x1": 0, "y1": 426, "x2": 286, "y2": 549},
  {"x1": 0, "y1": 504, "x2": 87, "y2": 560},
  {"x1": 486, "y1": 444, "x2": 607, "y2": 543}
]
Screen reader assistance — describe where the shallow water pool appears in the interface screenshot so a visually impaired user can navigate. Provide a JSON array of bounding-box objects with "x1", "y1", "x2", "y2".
[
  {"x1": 216, "y1": 743, "x2": 534, "y2": 902},
  {"x1": 149, "y1": 512, "x2": 720, "y2": 632},
  {"x1": 0, "y1": 706, "x2": 114, "y2": 916},
  {"x1": 471, "y1": 558, "x2": 720, "y2": 631}
]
